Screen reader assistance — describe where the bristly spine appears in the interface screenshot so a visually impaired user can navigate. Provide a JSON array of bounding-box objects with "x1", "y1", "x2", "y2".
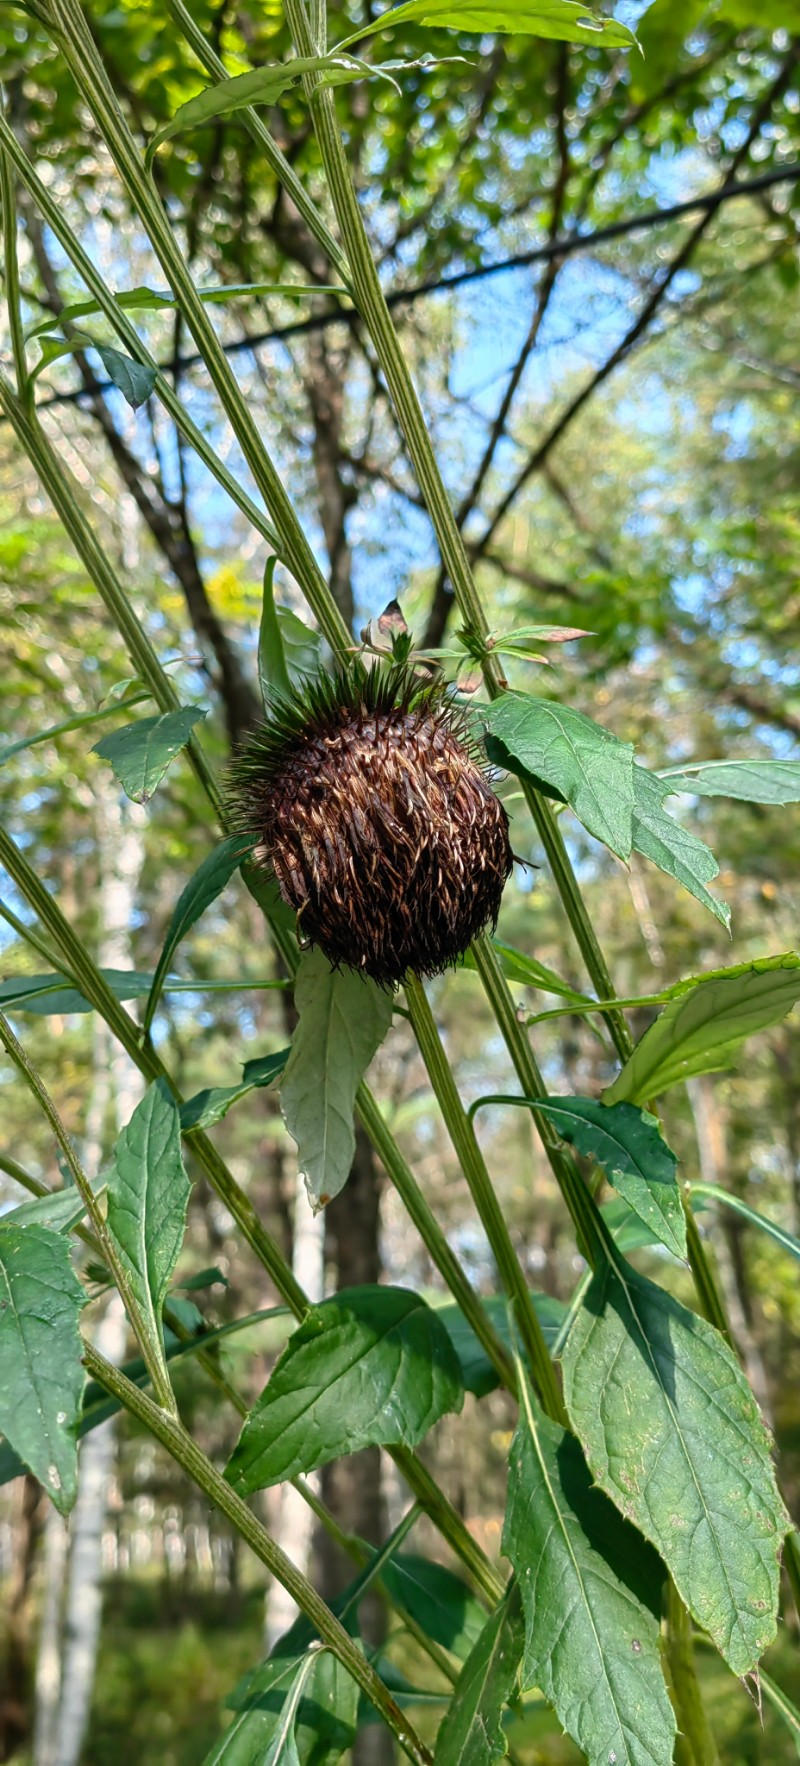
[{"x1": 227, "y1": 659, "x2": 513, "y2": 987}]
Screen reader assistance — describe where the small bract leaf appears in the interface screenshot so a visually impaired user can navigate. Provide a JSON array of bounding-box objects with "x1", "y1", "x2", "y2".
[
  {"x1": 224, "y1": 1285, "x2": 463, "y2": 1493},
  {"x1": 503, "y1": 1368, "x2": 674, "y2": 1766},
  {"x1": 280, "y1": 948, "x2": 393, "y2": 1209},
  {"x1": 605, "y1": 952, "x2": 800, "y2": 1105},
  {"x1": 92, "y1": 705, "x2": 206, "y2": 803},
  {"x1": 483, "y1": 692, "x2": 635, "y2": 859},
  {"x1": 433, "y1": 1584, "x2": 524, "y2": 1766},
  {"x1": 0, "y1": 1224, "x2": 86, "y2": 1515},
  {"x1": 530, "y1": 1096, "x2": 685, "y2": 1258},
  {"x1": 631, "y1": 764, "x2": 730, "y2": 928},
  {"x1": 562, "y1": 1250, "x2": 790, "y2": 1675}
]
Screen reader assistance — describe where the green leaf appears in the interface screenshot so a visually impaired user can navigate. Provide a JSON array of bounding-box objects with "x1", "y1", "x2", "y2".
[
  {"x1": 0, "y1": 1224, "x2": 86, "y2": 1515},
  {"x1": 216, "y1": 1634, "x2": 358, "y2": 1766},
  {"x1": 353, "y1": 0, "x2": 638, "y2": 49},
  {"x1": 4, "y1": 1176, "x2": 106, "y2": 1234},
  {"x1": 106, "y1": 1081, "x2": 191, "y2": 1392},
  {"x1": 691, "y1": 1184, "x2": 800, "y2": 1267},
  {"x1": 631, "y1": 765, "x2": 730, "y2": 929},
  {"x1": 661, "y1": 759, "x2": 800, "y2": 805},
  {"x1": 94, "y1": 343, "x2": 156, "y2": 410},
  {"x1": 435, "y1": 1290, "x2": 566, "y2": 1398},
  {"x1": 529, "y1": 1096, "x2": 685, "y2": 1259},
  {"x1": 144, "y1": 834, "x2": 255, "y2": 1036},
  {"x1": 92, "y1": 705, "x2": 206, "y2": 803},
  {"x1": 0, "y1": 692, "x2": 149, "y2": 765},
  {"x1": 225, "y1": 1285, "x2": 463, "y2": 1493},
  {"x1": 208, "y1": 1652, "x2": 314, "y2": 1766},
  {"x1": 0, "y1": 969, "x2": 283, "y2": 1017},
  {"x1": 433, "y1": 1584, "x2": 524, "y2": 1766},
  {"x1": 280, "y1": 949, "x2": 393, "y2": 1209},
  {"x1": 482, "y1": 693, "x2": 635, "y2": 860},
  {"x1": 562, "y1": 1249, "x2": 790, "y2": 1675},
  {"x1": 462, "y1": 939, "x2": 594, "y2": 1007},
  {"x1": 176, "y1": 1265, "x2": 229, "y2": 1292},
  {"x1": 180, "y1": 1049, "x2": 290, "y2": 1131},
  {"x1": 276, "y1": 607, "x2": 323, "y2": 689},
  {"x1": 605, "y1": 953, "x2": 800, "y2": 1106},
  {"x1": 258, "y1": 557, "x2": 292, "y2": 704},
  {"x1": 379, "y1": 1555, "x2": 486, "y2": 1663},
  {"x1": 503, "y1": 1369, "x2": 674, "y2": 1766},
  {"x1": 25, "y1": 282, "x2": 343, "y2": 338}
]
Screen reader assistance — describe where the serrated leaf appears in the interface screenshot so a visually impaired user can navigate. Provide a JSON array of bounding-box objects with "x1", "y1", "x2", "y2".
[
  {"x1": 661, "y1": 758, "x2": 800, "y2": 804},
  {"x1": 95, "y1": 343, "x2": 156, "y2": 410},
  {"x1": 605, "y1": 953, "x2": 800, "y2": 1105},
  {"x1": 107, "y1": 1081, "x2": 190, "y2": 1391},
  {"x1": 0, "y1": 1224, "x2": 86, "y2": 1514},
  {"x1": 434, "y1": 1584, "x2": 524, "y2": 1766},
  {"x1": 503, "y1": 1369, "x2": 674, "y2": 1766},
  {"x1": 281, "y1": 949, "x2": 393, "y2": 1209},
  {"x1": 483, "y1": 693, "x2": 635, "y2": 859},
  {"x1": 631, "y1": 765, "x2": 730, "y2": 928},
  {"x1": 358, "y1": 0, "x2": 637, "y2": 48},
  {"x1": 562, "y1": 1249, "x2": 789, "y2": 1675},
  {"x1": 225, "y1": 1285, "x2": 463, "y2": 1493},
  {"x1": 144, "y1": 834, "x2": 255, "y2": 1035},
  {"x1": 380, "y1": 1555, "x2": 486, "y2": 1662},
  {"x1": 180, "y1": 1049, "x2": 290, "y2": 1131},
  {"x1": 435, "y1": 1290, "x2": 566, "y2": 1398},
  {"x1": 529, "y1": 1096, "x2": 685, "y2": 1258},
  {"x1": 92, "y1": 705, "x2": 206, "y2": 802}
]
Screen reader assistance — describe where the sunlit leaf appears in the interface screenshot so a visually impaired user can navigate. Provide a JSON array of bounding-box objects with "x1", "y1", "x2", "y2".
[
  {"x1": 106, "y1": 1081, "x2": 190, "y2": 1394},
  {"x1": 631, "y1": 764, "x2": 730, "y2": 929},
  {"x1": 483, "y1": 692, "x2": 635, "y2": 859},
  {"x1": 92, "y1": 705, "x2": 206, "y2": 803},
  {"x1": 661, "y1": 758, "x2": 800, "y2": 805},
  {"x1": 529, "y1": 1096, "x2": 685, "y2": 1258}
]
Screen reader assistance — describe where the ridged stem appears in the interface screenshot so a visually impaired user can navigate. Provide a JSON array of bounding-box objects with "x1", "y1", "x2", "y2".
[
  {"x1": 82, "y1": 1344, "x2": 433, "y2": 1766},
  {"x1": 405, "y1": 973, "x2": 566, "y2": 1425}
]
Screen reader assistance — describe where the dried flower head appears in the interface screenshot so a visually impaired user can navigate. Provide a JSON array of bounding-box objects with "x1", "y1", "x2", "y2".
[{"x1": 228, "y1": 662, "x2": 512, "y2": 986}]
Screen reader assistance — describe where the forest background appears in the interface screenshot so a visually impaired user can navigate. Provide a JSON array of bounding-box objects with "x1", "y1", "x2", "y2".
[{"x1": 1, "y1": 0, "x2": 800, "y2": 1760}]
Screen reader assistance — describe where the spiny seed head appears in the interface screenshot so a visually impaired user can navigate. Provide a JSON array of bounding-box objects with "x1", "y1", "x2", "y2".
[{"x1": 227, "y1": 662, "x2": 512, "y2": 986}]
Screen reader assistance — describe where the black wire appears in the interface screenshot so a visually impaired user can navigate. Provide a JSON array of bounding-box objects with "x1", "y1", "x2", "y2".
[{"x1": 11, "y1": 161, "x2": 800, "y2": 419}]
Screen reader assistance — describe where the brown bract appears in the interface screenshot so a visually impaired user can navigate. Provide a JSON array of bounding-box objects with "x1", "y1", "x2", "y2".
[{"x1": 229, "y1": 666, "x2": 512, "y2": 986}]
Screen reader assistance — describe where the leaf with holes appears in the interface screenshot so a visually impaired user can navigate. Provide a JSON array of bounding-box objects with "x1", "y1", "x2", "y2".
[
  {"x1": 225, "y1": 1286, "x2": 463, "y2": 1493},
  {"x1": 281, "y1": 948, "x2": 393, "y2": 1209},
  {"x1": 0, "y1": 1225, "x2": 86, "y2": 1514},
  {"x1": 144, "y1": 834, "x2": 255, "y2": 1034},
  {"x1": 631, "y1": 764, "x2": 729, "y2": 928},
  {"x1": 434, "y1": 1584, "x2": 524, "y2": 1766},
  {"x1": 107, "y1": 1081, "x2": 190, "y2": 1393},
  {"x1": 483, "y1": 693, "x2": 635, "y2": 859},
  {"x1": 92, "y1": 706, "x2": 206, "y2": 803},
  {"x1": 605, "y1": 953, "x2": 800, "y2": 1105},
  {"x1": 530, "y1": 1096, "x2": 685, "y2": 1258},
  {"x1": 503, "y1": 1368, "x2": 673, "y2": 1766},
  {"x1": 562, "y1": 1251, "x2": 789, "y2": 1674}
]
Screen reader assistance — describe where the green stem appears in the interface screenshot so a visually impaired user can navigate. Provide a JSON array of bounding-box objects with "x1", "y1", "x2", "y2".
[
  {"x1": 663, "y1": 1580, "x2": 720, "y2": 1766},
  {"x1": 0, "y1": 1151, "x2": 45, "y2": 1194},
  {"x1": 355, "y1": 1082, "x2": 517, "y2": 1395},
  {"x1": 45, "y1": 0, "x2": 352, "y2": 659},
  {"x1": 165, "y1": 0, "x2": 347, "y2": 278},
  {"x1": 82, "y1": 1343, "x2": 433, "y2": 1766},
  {"x1": 0, "y1": 140, "x2": 29, "y2": 392},
  {"x1": 0, "y1": 114, "x2": 283, "y2": 561},
  {"x1": 0, "y1": 1009, "x2": 178, "y2": 1414},
  {"x1": 404, "y1": 973, "x2": 565, "y2": 1425},
  {"x1": 0, "y1": 896, "x2": 75, "y2": 971}
]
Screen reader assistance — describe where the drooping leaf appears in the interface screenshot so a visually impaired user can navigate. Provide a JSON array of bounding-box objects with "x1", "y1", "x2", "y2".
[
  {"x1": 94, "y1": 343, "x2": 157, "y2": 410},
  {"x1": 529, "y1": 1096, "x2": 685, "y2": 1258},
  {"x1": 482, "y1": 693, "x2": 635, "y2": 860},
  {"x1": 0, "y1": 1224, "x2": 86, "y2": 1514},
  {"x1": 379, "y1": 1555, "x2": 486, "y2": 1663},
  {"x1": 353, "y1": 0, "x2": 638, "y2": 49},
  {"x1": 433, "y1": 1584, "x2": 524, "y2": 1766},
  {"x1": 435, "y1": 1289, "x2": 566, "y2": 1398},
  {"x1": 92, "y1": 706, "x2": 206, "y2": 803},
  {"x1": 605, "y1": 953, "x2": 800, "y2": 1105},
  {"x1": 280, "y1": 949, "x2": 393, "y2": 1209},
  {"x1": 631, "y1": 764, "x2": 730, "y2": 929},
  {"x1": 503, "y1": 1368, "x2": 674, "y2": 1766},
  {"x1": 562, "y1": 1249, "x2": 790, "y2": 1675},
  {"x1": 661, "y1": 758, "x2": 800, "y2": 804},
  {"x1": 144, "y1": 834, "x2": 256, "y2": 1035},
  {"x1": 225, "y1": 1285, "x2": 463, "y2": 1494},
  {"x1": 180, "y1": 1049, "x2": 290, "y2": 1131},
  {"x1": 106, "y1": 1081, "x2": 191, "y2": 1391}
]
